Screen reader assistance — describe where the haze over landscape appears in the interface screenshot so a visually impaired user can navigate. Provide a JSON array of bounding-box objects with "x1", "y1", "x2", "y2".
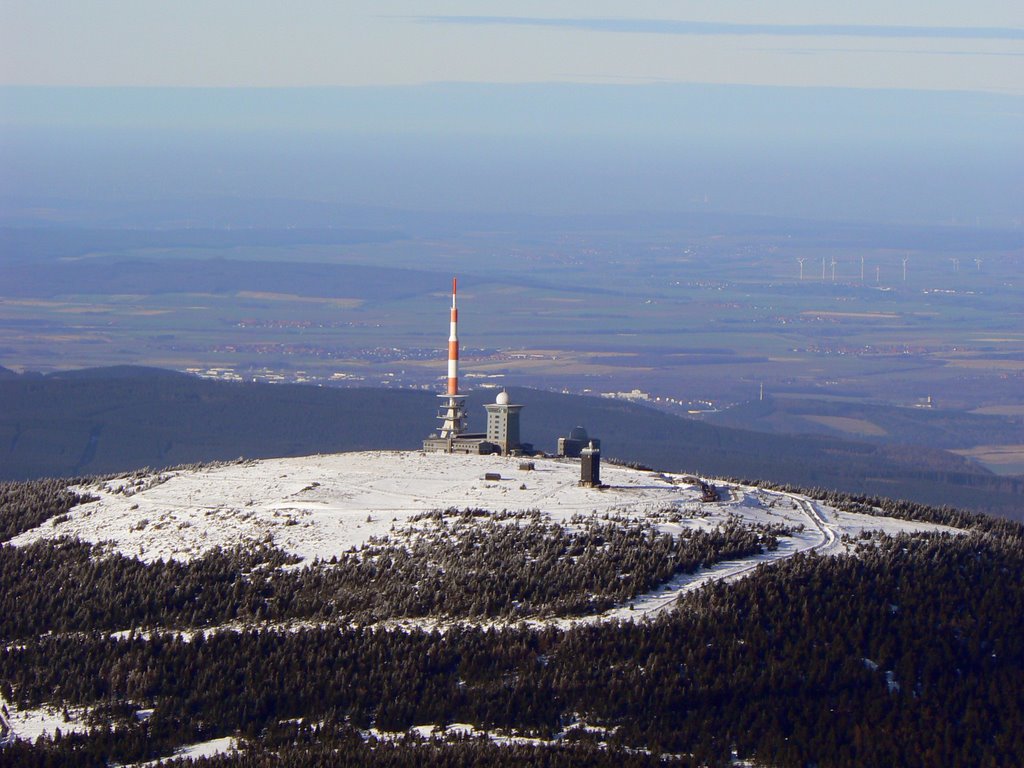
[{"x1": 1, "y1": 3, "x2": 1022, "y2": 767}]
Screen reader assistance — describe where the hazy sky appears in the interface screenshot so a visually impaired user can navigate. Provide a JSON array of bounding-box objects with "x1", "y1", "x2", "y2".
[
  {"x1": 2, "y1": 1, "x2": 1023, "y2": 93},
  {"x1": 1, "y1": 3, "x2": 1021, "y2": 225}
]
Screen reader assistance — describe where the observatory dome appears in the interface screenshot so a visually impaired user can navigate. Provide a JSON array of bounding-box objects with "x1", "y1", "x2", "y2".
[
  {"x1": 495, "y1": 390, "x2": 510, "y2": 405},
  {"x1": 569, "y1": 426, "x2": 589, "y2": 441}
]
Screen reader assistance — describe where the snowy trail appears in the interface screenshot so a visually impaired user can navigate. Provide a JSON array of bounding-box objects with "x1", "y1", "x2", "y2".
[
  {"x1": 579, "y1": 490, "x2": 840, "y2": 623},
  {"x1": 768, "y1": 491, "x2": 839, "y2": 556},
  {"x1": 576, "y1": 534, "x2": 814, "y2": 624},
  {"x1": 795, "y1": 495, "x2": 839, "y2": 552},
  {"x1": 579, "y1": 490, "x2": 835, "y2": 624}
]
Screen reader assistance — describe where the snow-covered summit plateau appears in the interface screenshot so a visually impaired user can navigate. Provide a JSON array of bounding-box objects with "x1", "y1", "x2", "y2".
[{"x1": 12, "y1": 450, "x2": 954, "y2": 567}]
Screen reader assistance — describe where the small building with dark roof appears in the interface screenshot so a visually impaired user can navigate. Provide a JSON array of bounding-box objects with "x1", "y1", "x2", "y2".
[{"x1": 557, "y1": 426, "x2": 600, "y2": 458}]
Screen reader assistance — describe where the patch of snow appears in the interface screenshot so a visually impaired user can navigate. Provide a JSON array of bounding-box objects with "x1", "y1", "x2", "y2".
[
  {"x1": 885, "y1": 670, "x2": 900, "y2": 693},
  {"x1": 410, "y1": 724, "x2": 442, "y2": 739},
  {"x1": 1, "y1": 700, "x2": 91, "y2": 742},
  {"x1": 367, "y1": 724, "x2": 551, "y2": 748},
  {"x1": 731, "y1": 752, "x2": 762, "y2": 767},
  {"x1": 123, "y1": 736, "x2": 238, "y2": 767},
  {"x1": 442, "y1": 722, "x2": 485, "y2": 738},
  {"x1": 820, "y1": 503, "x2": 961, "y2": 540}
]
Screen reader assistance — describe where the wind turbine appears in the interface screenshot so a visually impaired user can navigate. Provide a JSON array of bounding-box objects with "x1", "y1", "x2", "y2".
[
  {"x1": 831, "y1": 257, "x2": 838, "y2": 282},
  {"x1": 797, "y1": 258, "x2": 806, "y2": 280},
  {"x1": 974, "y1": 258, "x2": 983, "y2": 271},
  {"x1": 821, "y1": 256, "x2": 827, "y2": 280},
  {"x1": 860, "y1": 255, "x2": 865, "y2": 283},
  {"x1": 902, "y1": 256, "x2": 909, "y2": 283},
  {"x1": 951, "y1": 257, "x2": 960, "y2": 272},
  {"x1": 875, "y1": 265, "x2": 880, "y2": 284}
]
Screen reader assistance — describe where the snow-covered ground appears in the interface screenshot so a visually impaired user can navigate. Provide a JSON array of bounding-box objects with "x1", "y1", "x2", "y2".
[
  {"x1": 0, "y1": 697, "x2": 91, "y2": 743},
  {"x1": 0, "y1": 689, "x2": 237, "y2": 759},
  {"x1": 18, "y1": 451, "x2": 730, "y2": 562},
  {"x1": 10, "y1": 451, "x2": 955, "y2": 566},
  {"x1": 123, "y1": 736, "x2": 238, "y2": 767},
  {"x1": 368, "y1": 721, "x2": 608, "y2": 749}
]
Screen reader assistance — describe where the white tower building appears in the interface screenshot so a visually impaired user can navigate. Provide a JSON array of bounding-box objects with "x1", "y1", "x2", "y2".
[{"x1": 483, "y1": 390, "x2": 523, "y2": 455}]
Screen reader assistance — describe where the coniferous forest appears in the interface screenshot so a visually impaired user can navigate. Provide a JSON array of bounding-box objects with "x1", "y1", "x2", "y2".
[{"x1": 1, "y1": 475, "x2": 1022, "y2": 767}]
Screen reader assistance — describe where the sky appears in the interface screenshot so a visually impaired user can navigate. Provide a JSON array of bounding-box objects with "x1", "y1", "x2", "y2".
[
  {"x1": 2, "y1": 1, "x2": 1022, "y2": 92},
  {"x1": 0, "y1": 2, "x2": 1022, "y2": 224}
]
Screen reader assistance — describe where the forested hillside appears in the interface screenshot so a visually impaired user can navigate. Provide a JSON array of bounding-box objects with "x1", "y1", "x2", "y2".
[{"x1": 1, "y1": 474, "x2": 1022, "y2": 767}]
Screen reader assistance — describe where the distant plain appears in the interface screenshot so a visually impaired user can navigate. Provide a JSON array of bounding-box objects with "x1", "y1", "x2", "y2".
[{"x1": 1, "y1": 212, "x2": 1020, "y2": 482}]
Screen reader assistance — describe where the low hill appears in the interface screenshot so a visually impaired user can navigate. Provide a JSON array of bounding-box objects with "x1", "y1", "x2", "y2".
[
  {"x1": 702, "y1": 394, "x2": 1023, "y2": 450},
  {"x1": 0, "y1": 366, "x2": 1020, "y2": 519}
]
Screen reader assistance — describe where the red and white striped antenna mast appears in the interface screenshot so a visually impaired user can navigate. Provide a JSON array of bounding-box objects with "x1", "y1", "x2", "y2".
[
  {"x1": 447, "y1": 277, "x2": 459, "y2": 396},
  {"x1": 437, "y1": 277, "x2": 467, "y2": 440}
]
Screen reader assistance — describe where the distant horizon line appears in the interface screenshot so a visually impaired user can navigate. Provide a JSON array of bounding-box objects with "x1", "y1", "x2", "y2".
[
  {"x1": 415, "y1": 16, "x2": 1024, "y2": 42},
  {"x1": 1, "y1": 81, "x2": 1022, "y2": 97}
]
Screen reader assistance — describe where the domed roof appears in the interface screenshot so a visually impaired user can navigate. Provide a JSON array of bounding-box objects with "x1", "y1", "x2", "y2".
[
  {"x1": 495, "y1": 390, "x2": 510, "y2": 405},
  {"x1": 569, "y1": 425, "x2": 589, "y2": 441}
]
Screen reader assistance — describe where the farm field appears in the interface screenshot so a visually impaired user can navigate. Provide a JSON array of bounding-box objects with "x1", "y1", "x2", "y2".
[{"x1": 2, "y1": 217, "x2": 1020, "y2": 414}]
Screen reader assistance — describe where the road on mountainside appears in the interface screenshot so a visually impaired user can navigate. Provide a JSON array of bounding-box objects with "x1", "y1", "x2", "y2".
[
  {"x1": 611, "y1": 487, "x2": 840, "y2": 622},
  {"x1": 793, "y1": 494, "x2": 839, "y2": 552}
]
